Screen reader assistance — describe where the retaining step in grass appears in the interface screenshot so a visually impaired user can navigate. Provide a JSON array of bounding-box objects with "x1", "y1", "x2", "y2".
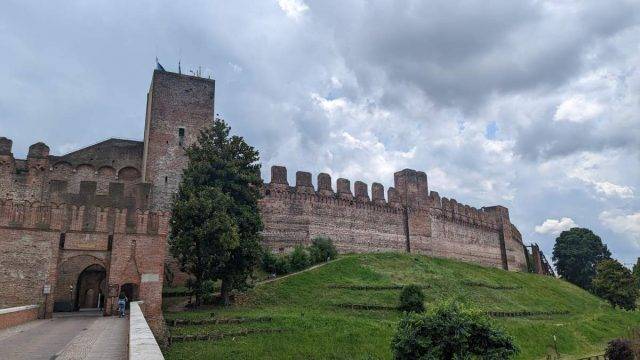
[
  {"x1": 333, "y1": 303, "x2": 398, "y2": 310},
  {"x1": 170, "y1": 328, "x2": 287, "y2": 343},
  {"x1": 168, "y1": 316, "x2": 272, "y2": 327},
  {"x1": 327, "y1": 284, "x2": 430, "y2": 290},
  {"x1": 485, "y1": 310, "x2": 570, "y2": 318},
  {"x1": 462, "y1": 280, "x2": 523, "y2": 290}
]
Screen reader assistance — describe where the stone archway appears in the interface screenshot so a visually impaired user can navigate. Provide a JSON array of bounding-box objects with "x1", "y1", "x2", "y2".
[
  {"x1": 74, "y1": 264, "x2": 107, "y2": 310},
  {"x1": 53, "y1": 255, "x2": 107, "y2": 312}
]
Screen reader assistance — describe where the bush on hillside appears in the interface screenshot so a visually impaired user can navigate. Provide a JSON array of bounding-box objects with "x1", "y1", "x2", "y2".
[
  {"x1": 605, "y1": 339, "x2": 634, "y2": 360},
  {"x1": 398, "y1": 285, "x2": 425, "y2": 313},
  {"x1": 391, "y1": 301, "x2": 519, "y2": 360},
  {"x1": 309, "y1": 236, "x2": 338, "y2": 264},
  {"x1": 273, "y1": 255, "x2": 291, "y2": 275},
  {"x1": 261, "y1": 248, "x2": 279, "y2": 274},
  {"x1": 591, "y1": 258, "x2": 638, "y2": 310},
  {"x1": 289, "y1": 245, "x2": 311, "y2": 271}
]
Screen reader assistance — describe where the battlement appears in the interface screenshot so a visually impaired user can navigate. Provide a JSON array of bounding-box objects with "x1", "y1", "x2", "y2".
[
  {"x1": 266, "y1": 165, "x2": 402, "y2": 211},
  {"x1": 429, "y1": 191, "x2": 502, "y2": 230},
  {"x1": 264, "y1": 166, "x2": 505, "y2": 231},
  {"x1": 0, "y1": 199, "x2": 169, "y2": 235}
]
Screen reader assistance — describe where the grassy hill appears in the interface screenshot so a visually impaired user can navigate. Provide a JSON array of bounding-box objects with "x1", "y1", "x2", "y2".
[{"x1": 163, "y1": 252, "x2": 640, "y2": 359}]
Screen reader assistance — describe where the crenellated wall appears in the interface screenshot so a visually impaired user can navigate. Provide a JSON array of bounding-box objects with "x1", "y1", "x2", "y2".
[
  {"x1": 260, "y1": 165, "x2": 527, "y2": 271},
  {"x1": 0, "y1": 197, "x2": 168, "y2": 330}
]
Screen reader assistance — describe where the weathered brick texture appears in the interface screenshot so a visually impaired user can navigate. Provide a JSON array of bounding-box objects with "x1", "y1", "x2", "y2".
[
  {"x1": 260, "y1": 166, "x2": 528, "y2": 272},
  {"x1": 0, "y1": 306, "x2": 39, "y2": 330}
]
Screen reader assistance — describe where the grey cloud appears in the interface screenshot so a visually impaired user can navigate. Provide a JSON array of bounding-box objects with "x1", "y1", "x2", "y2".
[{"x1": 0, "y1": 0, "x2": 638, "y2": 264}]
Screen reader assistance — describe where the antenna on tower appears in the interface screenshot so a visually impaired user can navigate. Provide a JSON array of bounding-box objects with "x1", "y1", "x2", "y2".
[{"x1": 178, "y1": 60, "x2": 181, "y2": 75}]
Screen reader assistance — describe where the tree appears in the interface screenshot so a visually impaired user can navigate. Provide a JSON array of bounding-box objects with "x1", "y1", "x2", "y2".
[
  {"x1": 398, "y1": 285, "x2": 425, "y2": 313},
  {"x1": 169, "y1": 118, "x2": 263, "y2": 306},
  {"x1": 552, "y1": 228, "x2": 611, "y2": 290},
  {"x1": 633, "y1": 257, "x2": 640, "y2": 290},
  {"x1": 391, "y1": 301, "x2": 519, "y2": 359},
  {"x1": 591, "y1": 259, "x2": 638, "y2": 310}
]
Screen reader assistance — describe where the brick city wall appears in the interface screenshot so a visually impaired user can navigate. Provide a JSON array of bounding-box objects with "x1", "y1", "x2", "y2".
[
  {"x1": 0, "y1": 199, "x2": 168, "y2": 332},
  {"x1": 0, "y1": 137, "x2": 145, "y2": 206},
  {"x1": 0, "y1": 305, "x2": 39, "y2": 330},
  {"x1": 260, "y1": 166, "x2": 527, "y2": 271}
]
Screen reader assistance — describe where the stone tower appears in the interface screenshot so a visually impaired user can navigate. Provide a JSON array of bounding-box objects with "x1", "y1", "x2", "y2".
[{"x1": 141, "y1": 70, "x2": 216, "y2": 210}]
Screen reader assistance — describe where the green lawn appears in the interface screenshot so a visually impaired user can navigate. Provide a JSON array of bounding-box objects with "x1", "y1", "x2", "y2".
[{"x1": 163, "y1": 252, "x2": 640, "y2": 359}]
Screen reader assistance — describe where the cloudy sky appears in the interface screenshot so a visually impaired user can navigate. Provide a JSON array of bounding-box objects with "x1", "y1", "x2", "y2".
[{"x1": 1, "y1": 0, "x2": 638, "y2": 266}]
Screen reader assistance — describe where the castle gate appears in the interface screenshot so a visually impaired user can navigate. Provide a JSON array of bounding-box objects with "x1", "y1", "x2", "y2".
[
  {"x1": 53, "y1": 255, "x2": 108, "y2": 312},
  {"x1": 75, "y1": 264, "x2": 107, "y2": 309}
]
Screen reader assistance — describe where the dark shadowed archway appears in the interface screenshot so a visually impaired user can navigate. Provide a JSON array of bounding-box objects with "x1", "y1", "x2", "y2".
[
  {"x1": 120, "y1": 283, "x2": 139, "y2": 309},
  {"x1": 74, "y1": 264, "x2": 107, "y2": 310}
]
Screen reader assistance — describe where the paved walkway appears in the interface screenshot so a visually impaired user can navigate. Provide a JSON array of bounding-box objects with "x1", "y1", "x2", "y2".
[{"x1": 0, "y1": 313, "x2": 128, "y2": 360}]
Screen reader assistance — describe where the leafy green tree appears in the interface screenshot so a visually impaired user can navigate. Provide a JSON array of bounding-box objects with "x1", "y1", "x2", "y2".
[
  {"x1": 391, "y1": 301, "x2": 519, "y2": 359},
  {"x1": 591, "y1": 259, "x2": 638, "y2": 310},
  {"x1": 169, "y1": 119, "x2": 263, "y2": 306},
  {"x1": 633, "y1": 257, "x2": 640, "y2": 289},
  {"x1": 552, "y1": 228, "x2": 611, "y2": 290},
  {"x1": 398, "y1": 285, "x2": 425, "y2": 313}
]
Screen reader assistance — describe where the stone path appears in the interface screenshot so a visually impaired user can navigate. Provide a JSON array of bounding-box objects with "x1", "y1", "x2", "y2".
[{"x1": 0, "y1": 313, "x2": 128, "y2": 360}]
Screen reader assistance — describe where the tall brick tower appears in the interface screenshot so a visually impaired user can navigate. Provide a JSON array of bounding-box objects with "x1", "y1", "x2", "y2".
[{"x1": 141, "y1": 70, "x2": 216, "y2": 210}]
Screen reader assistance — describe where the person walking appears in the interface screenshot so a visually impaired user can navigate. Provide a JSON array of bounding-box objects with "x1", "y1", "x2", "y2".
[{"x1": 117, "y1": 292, "x2": 128, "y2": 318}]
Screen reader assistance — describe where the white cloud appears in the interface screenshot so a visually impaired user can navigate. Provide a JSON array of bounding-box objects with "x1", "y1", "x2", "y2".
[
  {"x1": 599, "y1": 211, "x2": 640, "y2": 244},
  {"x1": 277, "y1": 0, "x2": 309, "y2": 21},
  {"x1": 592, "y1": 181, "x2": 634, "y2": 199},
  {"x1": 535, "y1": 217, "x2": 578, "y2": 235},
  {"x1": 554, "y1": 95, "x2": 604, "y2": 123}
]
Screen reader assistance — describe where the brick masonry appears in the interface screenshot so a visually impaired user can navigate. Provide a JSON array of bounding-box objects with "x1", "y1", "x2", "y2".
[
  {"x1": 0, "y1": 68, "x2": 529, "y2": 334},
  {"x1": 260, "y1": 166, "x2": 528, "y2": 271},
  {"x1": 0, "y1": 305, "x2": 39, "y2": 330}
]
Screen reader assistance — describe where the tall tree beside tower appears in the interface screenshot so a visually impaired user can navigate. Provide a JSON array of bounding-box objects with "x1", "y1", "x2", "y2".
[{"x1": 169, "y1": 118, "x2": 263, "y2": 306}]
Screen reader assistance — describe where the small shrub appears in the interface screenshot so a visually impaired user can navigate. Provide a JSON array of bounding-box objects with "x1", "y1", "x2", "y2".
[
  {"x1": 391, "y1": 300, "x2": 519, "y2": 360},
  {"x1": 309, "y1": 236, "x2": 338, "y2": 264},
  {"x1": 274, "y1": 255, "x2": 291, "y2": 275},
  {"x1": 398, "y1": 285, "x2": 425, "y2": 313},
  {"x1": 605, "y1": 339, "x2": 634, "y2": 360},
  {"x1": 289, "y1": 245, "x2": 311, "y2": 271},
  {"x1": 261, "y1": 248, "x2": 279, "y2": 274}
]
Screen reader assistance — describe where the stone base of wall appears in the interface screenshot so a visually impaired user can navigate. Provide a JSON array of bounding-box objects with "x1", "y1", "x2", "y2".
[{"x1": 0, "y1": 305, "x2": 39, "y2": 330}]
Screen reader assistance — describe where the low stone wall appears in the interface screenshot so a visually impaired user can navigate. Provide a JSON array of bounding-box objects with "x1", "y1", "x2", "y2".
[
  {"x1": 129, "y1": 301, "x2": 164, "y2": 360},
  {"x1": 0, "y1": 305, "x2": 39, "y2": 330}
]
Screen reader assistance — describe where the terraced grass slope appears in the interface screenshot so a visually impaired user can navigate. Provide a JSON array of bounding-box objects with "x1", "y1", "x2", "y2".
[{"x1": 164, "y1": 253, "x2": 640, "y2": 359}]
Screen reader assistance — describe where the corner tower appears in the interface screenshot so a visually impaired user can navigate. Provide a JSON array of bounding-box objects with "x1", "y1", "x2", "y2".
[{"x1": 142, "y1": 70, "x2": 215, "y2": 210}]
